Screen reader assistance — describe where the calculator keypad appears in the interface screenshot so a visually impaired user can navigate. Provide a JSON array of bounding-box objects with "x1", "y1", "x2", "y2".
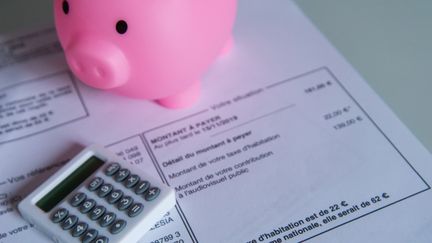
[{"x1": 50, "y1": 162, "x2": 163, "y2": 242}]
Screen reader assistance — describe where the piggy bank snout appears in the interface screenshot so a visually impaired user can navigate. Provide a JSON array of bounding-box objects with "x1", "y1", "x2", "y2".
[{"x1": 65, "y1": 38, "x2": 130, "y2": 89}]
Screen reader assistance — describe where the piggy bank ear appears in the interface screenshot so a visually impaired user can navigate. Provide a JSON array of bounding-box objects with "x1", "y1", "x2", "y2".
[{"x1": 62, "y1": 0, "x2": 70, "y2": 15}]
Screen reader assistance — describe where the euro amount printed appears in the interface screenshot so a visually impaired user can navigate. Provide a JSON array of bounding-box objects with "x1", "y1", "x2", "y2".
[{"x1": 107, "y1": 67, "x2": 429, "y2": 243}]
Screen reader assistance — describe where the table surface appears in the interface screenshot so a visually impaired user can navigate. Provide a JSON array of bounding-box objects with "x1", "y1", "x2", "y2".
[{"x1": 1, "y1": 0, "x2": 431, "y2": 152}]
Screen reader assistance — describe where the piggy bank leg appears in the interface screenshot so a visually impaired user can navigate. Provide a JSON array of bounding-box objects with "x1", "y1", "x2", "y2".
[
  {"x1": 156, "y1": 81, "x2": 200, "y2": 109},
  {"x1": 220, "y1": 36, "x2": 234, "y2": 57}
]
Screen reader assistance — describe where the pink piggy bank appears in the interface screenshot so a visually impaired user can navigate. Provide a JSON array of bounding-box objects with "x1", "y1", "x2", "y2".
[{"x1": 54, "y1": 0, "x2": 237, "y2": 108}]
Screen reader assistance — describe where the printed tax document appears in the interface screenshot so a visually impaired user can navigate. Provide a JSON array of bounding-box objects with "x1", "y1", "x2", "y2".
[{"x1": 1, "y1": 1, "x2": 432, "y2": 242}]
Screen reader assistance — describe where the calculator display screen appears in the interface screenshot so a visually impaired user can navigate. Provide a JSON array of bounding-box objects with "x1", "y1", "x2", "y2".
[{"x1": 36, "y1": 156, "x2": 104, "y2": 212}]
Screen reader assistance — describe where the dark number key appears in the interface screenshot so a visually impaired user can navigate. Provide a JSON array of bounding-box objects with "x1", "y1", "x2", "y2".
[
  {"x1": 98, "y1": 184, "x2": 113, "y2": 198},
  {"x1": 61, "y1": 215, "x2": 78, "y2": 230},
  {"x1": 88, "y1": 177, "x2": 104, "y2": 191},
  {"x1": 107, "y1": 190, "x2": 123, "y2": 204},
  {"x1": 80, "y1": 199, "x2": 96, "y2": 214},
  {"x1": 100, "y1": 212, "x2": 116, "y2": 227},
  {"x1": 94, "y1": 236, "x2": 109, "y2": 243},
  {"x1": 71, "y1": 222, "x2": 88, "y2": 237},
  {"x1": 90, "y1": 205, "x2": 106, "y2": 220},
  {"x1": 70, "y1": 192, "x2": 86, "y2": 207},
  {"x1": 117, "y1": 196, "x2": 133, "y2": 211},
  {"x1": 82, "y1": 229, "x2": 98, "y2": 243}
]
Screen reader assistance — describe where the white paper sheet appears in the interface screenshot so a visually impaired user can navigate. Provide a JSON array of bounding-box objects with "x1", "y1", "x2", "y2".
[{"x1": 1, "y1": 1, "x2": 432, "y2": 243}]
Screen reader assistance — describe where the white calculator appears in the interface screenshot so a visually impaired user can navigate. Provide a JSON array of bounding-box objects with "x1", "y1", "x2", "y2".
[{"x1": 18, "y1": 145, "x2": 176, "y2": 243}]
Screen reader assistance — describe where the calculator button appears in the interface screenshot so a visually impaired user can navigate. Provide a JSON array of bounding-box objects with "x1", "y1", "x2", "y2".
[
  {"x1": 144, "y1": 187, "x2": 161, "y2": 201},
  {"x1": 90, "y1": 205, "x2": 106, "y2": 220},
  {"x1": 135, "y1": 180, "x2": 150, "y2": 195},
  {"x1": 125, "y1": 174, "x2": 140, "y2": 188},
  {"x1": 128, "y1": 203, "x2": 144, "y2": 217},
  {"x1": 110, "y1": 219, "x2": 127, "y2": 234},
  {"x1": 52, "y1": 208, "x2": 69, "y2": 223},
  {"x1": 94, "y1": 236, "x2": 109, "y2": 243},
  {"x1": 100, "y1": 212, "x2": 116, "y2": 227},
  {"x1": 98, "y1": 184, "x2": 113, "y2": 198},
  {"x1": 71, "y1": 221, "x2": 88, "y2": 237},
  {"x1": 70, "y1": 192, "x2": 87, "y2": 207},
  {"x1": 105, "y1": 163, "x2": 121, "y2": 176},
  {"x1": 81, "y1": 229, "x2": 98, "y2": 243},
  {"x1": 114, "y1": 168, "x2": 130, "y2": 182},
  {"x1": 80, "y1": 199, "x2": 96, "y2": 214},
  {"x1": 107, "y1": 190, "x2": 123, "y2": 204},
  {"x1": 88, "y1": 177, "x2": 104, "y2": 191},
  {"x1": 61, "y1": 215, "x2": 78, "y2": 230},
  {"x1": 117, "y1": 196, "x2": 133, "y2": 211}
]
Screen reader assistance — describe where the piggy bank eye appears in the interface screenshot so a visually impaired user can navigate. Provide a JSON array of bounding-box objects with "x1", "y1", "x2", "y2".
[
  {"x1": 116, "y1": 20, "x2": 128, "y2": 35},
  {"x1": 62, "y1": 0, "x2": 69, "y2": 15}
]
